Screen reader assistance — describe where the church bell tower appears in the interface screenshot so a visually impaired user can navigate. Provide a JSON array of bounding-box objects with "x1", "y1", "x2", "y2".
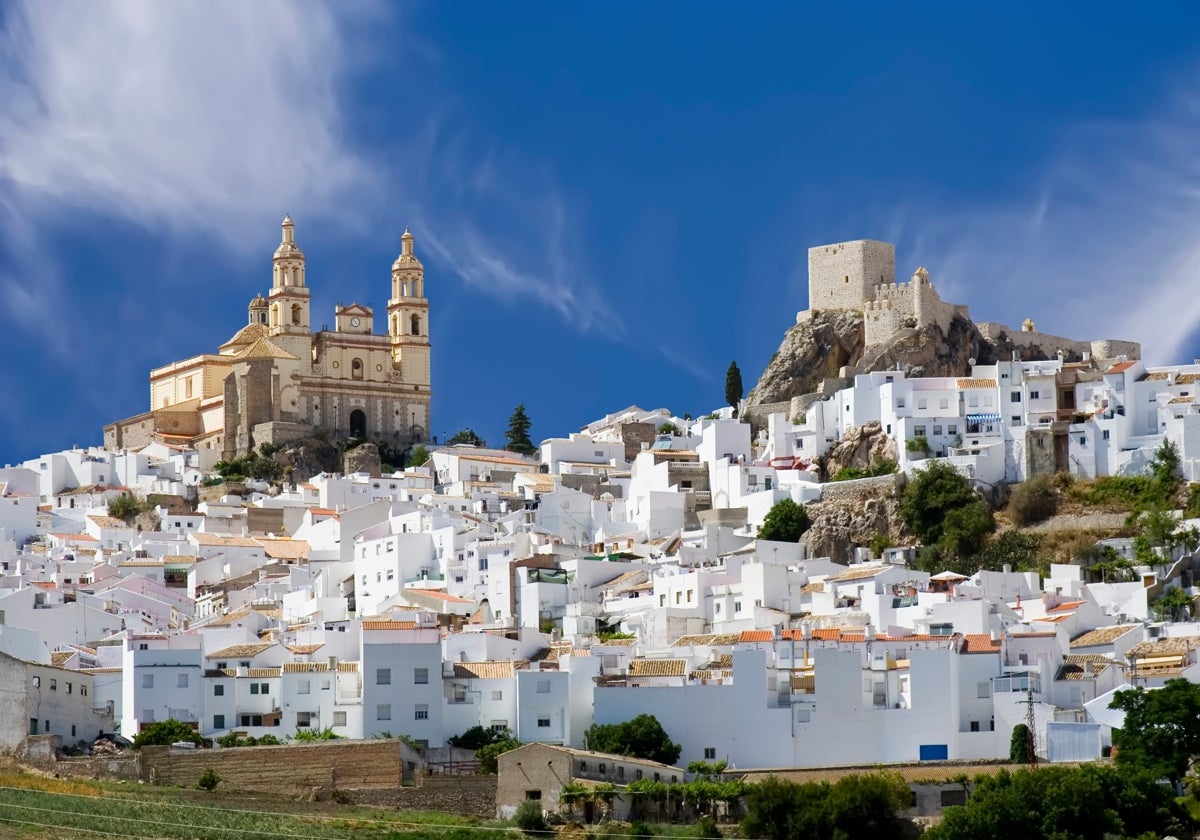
[{"x1": 388, "y1": 227, "x2": 432, "y2": 440}]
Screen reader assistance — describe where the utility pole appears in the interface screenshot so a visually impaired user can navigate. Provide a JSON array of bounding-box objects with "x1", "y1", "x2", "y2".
[{"x1": 1022, "y1": 682, "x2": 1038, "y2": 766}]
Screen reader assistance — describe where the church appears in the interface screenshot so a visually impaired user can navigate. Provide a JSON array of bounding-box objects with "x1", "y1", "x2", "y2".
[{"x1": 104, "y1": 217, "x2": 432, "y2": 464}]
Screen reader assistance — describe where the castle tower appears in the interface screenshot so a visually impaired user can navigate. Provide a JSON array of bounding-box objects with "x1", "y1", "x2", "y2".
[
  {"x1": 388, "y1": 227, "x2": 432, "y2": 441},
  {"x1": 267, "y1": 215, "x2": 311, "y2": 337},
  {"x1": 807, "y1": 240, "x2": 895, "y2": 312}
]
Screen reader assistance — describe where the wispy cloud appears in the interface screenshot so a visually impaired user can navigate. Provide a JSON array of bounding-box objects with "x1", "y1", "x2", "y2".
[
  {"x1": 888, "y1": 80, "x2": 1200, "y2": 365},
  {"x1": 0, "y1": 1, "x2": 374, "y2": 244}
]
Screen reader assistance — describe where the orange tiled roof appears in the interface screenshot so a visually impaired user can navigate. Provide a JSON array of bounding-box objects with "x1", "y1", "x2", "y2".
[
  {"x1": 1070, "y1": 625, "x2": 1138, "y2": 648},
  {"x1": 1107, "y1": 361, "x2": 1138, "y2": 374},
  {"x1": 961, "y1": 634, "x2": 1002, "y2": 654},
  {"x1": 206, "y1": 643, "x2": 275, "y2": 660},
  {"x1": 739, "y1": 630, "x2": 773, "y2": 642},
  {"x1": 956, "y1": 378, "x2": 998, "y2": 389},
  {"x1": 362, "y1": 620, "x2": 417, "y2": 631}
]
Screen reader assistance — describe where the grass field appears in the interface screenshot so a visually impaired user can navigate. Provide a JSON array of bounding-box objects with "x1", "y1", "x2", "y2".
[{"x1": 0, "y1": 769, "x2": 514, "y2": 840}]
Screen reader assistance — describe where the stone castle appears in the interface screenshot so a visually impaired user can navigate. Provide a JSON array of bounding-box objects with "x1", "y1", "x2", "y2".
[
  {"x1": 104, "y1": 217, "x2": 432, "y2": 462},
  {"x1": 801, "y1": 239, "x2": 1140, "y2": 360}
]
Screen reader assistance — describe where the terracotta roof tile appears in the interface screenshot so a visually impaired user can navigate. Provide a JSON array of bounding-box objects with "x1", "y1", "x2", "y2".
[
  {"x1": 362, "y1": 620, "x2": 417, "y2": 631},
  {"x1": 961, "y1": 634, "x2": 1002, "y2": 654},
  {"x1": 956, "y1": 378, "x2": 998, "y2": 389},
  {"x1": 206, "y1": 643, "x2": 275, "y2": 660},
  {"x1": 739, "y1": 630, "x2": 773, "y2": 642},
  {"x1": 453, "y1": 660, "x2": 521, "y2": 679},
  {"x1": 828, "y1": 563, "x2": 890, "y2": 582},
  {"x1": 628, "y1": 659, "x2": 687, "y2": 677},
  {"x1": 1069, "y1": 625, "x2": 1139, "y2": 648},
  {"x1": 1107, "y1": 361, "x2": 1137, "y2": 374}
]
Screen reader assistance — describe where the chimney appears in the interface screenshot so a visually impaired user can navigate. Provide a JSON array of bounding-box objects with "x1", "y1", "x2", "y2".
[
  {"x1": 990, "y1": 629, "x2": 1001, "y2": 642},
  {"x1": 864, "y1": 624, "x2": 876, "y2": 641},
  {"x1": 327, "y1": 655, "x2": 337, "y2": 670}
]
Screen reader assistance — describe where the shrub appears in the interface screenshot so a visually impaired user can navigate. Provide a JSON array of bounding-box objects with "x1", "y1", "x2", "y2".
[
  {"x1": 657, "y1": 423, "x2": 680, "y2": 435},
  {"x1": 694, "y1": 817, "x2": 722, "y2": 838},
  {"x1": 757, "y1": 499, "x2": 811, "y2": 543},
  {"x1": 477, "y1": 738, "x2": 522, "y2": 773},
  {"x1": 132, "y1": 719, "x2": 202, "y2": 750},
  {"x1": 513, "y1": 799, "x2": 547, "y2": 834},
  {"x1": 197, "y1": 768, "x2": 220, "y2": 791},
  {"x1": 1009, "y1": 723, "x2": 1033, "y2": 764},
  {"x1": 1007, "y1": 474, "x2": 1058, "y2": 526}
]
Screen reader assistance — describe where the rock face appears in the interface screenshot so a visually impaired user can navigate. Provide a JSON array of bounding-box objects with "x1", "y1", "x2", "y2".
[
  {"x1": 818, "y1": 421, "x2": 898, "y2": 480},
  {"x1": 272, "y1": 436, "x2": 341, "y2": 482},
  {"x1": 748, "y1": 310, "x2": 865, "y2": 408},
  {"x1": 747, "y1": 312, "x2": 1088, "y2": 412},
  {"x1": 802, "y1": 474, "x2": 909, "y2": 565},
  {"x1": 343, "y1": 442, "x2": 382, "y2": 477}
]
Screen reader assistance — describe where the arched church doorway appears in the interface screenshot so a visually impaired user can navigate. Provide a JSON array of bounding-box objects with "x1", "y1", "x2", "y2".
[{"x1": 350, "y1": 409, "x2": 367, "y2": 439}]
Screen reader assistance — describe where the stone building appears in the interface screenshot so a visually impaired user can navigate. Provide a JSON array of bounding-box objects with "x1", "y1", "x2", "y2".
[
  {"x1": 104, "y1": 217, "x2": 433, "y2": 462},
  {"x1": 801, "y1": 238, "x2": 1141, "y2": 360}
]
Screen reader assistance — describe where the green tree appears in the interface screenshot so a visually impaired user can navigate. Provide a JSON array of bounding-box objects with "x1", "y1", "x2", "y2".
[
  {"x1": 505, "y1": 404, "x2": 536, "y2": 456},
  {"x1": 974, "y1": 530, "x2": 1042, "y2": 573},
  {"x1": 1149, "y1": 437, "x2": 1182, "y2": 495},
  {"x1": 725, "y1": 361, "x2": 743, "y2": 416},
  {"x1": 107, "y1": 494, "x2": 145, "y2": 523},
  {"x1": 477, "y1": 737, "x2": 522, "y2": 773},
  {"x1": 447, "y1": 428, "x2": 486, "y2": 447},
  {"x1": 657, "y1": 422, "x2": 680, "y2": 435},
  {"x1": 1132, "y1": 504, "x2": 1183, "y2": 565},
  {"x1": 901, "y1": 461, "x2": 992, "y2": 548},
  {"x1": 1007, "y1": 474, "x2": 1058, "y2": 526},
  {"x1": 1009, "y1": 723, "x2": 1033, "y2": 764},
  {"x1": 513, "y1": 799, "x2": 547, "y2": 834},
  {"x1": 197, "y1": 767, "x2": 220, "y2": 791},
  {"x1": 408, "y1": 444, "x2": 431, "y2": 468},
  {"x1": 584, "y1": 714, "x2": 681, "y2": 765},
  {"x1": 757, "y1": 498, "x2": 812, "y2": 543},
  {"x1": 741, "y1": 776, "x2": 804, "y2": 840},
  {"x1": 448, "y1": 725, "x2": 508, "y2": 751},
  {"x1": 1152, "y1": 586, "x2": 1193, "y2": 622},
  {"x1": 132, "y1": 718, "x2": 202, "y2": 749},
  {"x1": 1111, "y1": 678, "x2": 1200, "y2": 782}
]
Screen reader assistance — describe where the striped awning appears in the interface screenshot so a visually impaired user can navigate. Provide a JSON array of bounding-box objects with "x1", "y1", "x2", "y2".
[{"x1": 967, "y1": 414, "x2": 1001, "y2": 424}]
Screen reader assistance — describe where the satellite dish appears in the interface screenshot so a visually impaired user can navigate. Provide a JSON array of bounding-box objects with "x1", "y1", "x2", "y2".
[{"x1": 968, "y1": 357, "x2": 976, "y2": 367}]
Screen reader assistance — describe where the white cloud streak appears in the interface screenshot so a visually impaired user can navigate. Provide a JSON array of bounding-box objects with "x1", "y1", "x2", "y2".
[
  {"x1": 890, "y1": 83, "x2": 1200, "y2": 365},
  {"x1": 0, "y1": 1, "x2": 373, "y2": 243}
]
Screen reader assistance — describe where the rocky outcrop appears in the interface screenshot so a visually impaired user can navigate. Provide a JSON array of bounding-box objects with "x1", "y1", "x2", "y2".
[
  {"x1": 272, "y1": 436, "x2": 341, "y2": 482},
  {"x1": 747, "y1": 312, "x2": 1091, "y2": 414},
  {"x1": 803, "y1": 474, "x2": 909, "y2": 565},
  {"x1": 343, "y1": 442, "x2": 382, "y2": 477},
  {"x1": 817, "y1": 421, "x2": 898, "y2": 480},
  {"x1": 748, "y1": 310, "x2": 866, "y2": 408}
]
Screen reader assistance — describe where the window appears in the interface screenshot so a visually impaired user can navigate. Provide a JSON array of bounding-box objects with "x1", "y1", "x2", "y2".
[
  {"x1": 1011, "y1": 392, "x2": 1021, "y2": 402},
  {"x1": 977, "y1": 681, "x2": 991, "y2": 699},
  {"x1": 250, "y1": 683, "x2": 259, "y2": 695},
  {"x1": 537, "y1": 717, "x2": 551, "y2": 727},
  {"x1": 414, "y1": 704, "x2": 429, "y2": 720},
  {"x1": 599, "y1": 764, "x2": 607, "y2": 773},
  {"x1": 734, "y1": 600, "x2": 742, "y2": 613},
  {"x1": 1079, "y1": 436, "x2": 1087, "y2": 446},
  {"x1": 618, "y1": 766, "x2": 625, "y2": 779},
  {"x1": 1029, "y1": 390, "x2": 1040, "y2": 399},
  {"x1": 142, "y1": 674, "x2": 154, "y2": 689},
  {"x1": 298, "y1": 680, "x2": 311, "y2": 695},
  {"x1": 896, "y1": 398, "x2": 906, "y2": 409},
  {"x1": 376, "y1": 668, "x2": 391, "y2": 686},
  {"x1": 917, "y1": 398, "x2": 928, "y2": 410},
  {"x1": 939, "y1": 398, "x2": 949, "y2": 410},
  {"x1": 377, "y1": 704, "x2": 392, "y2": 721},
  {"x1": 948, "y1": 424, "x2": 957, "y2": 435},
  {"x1": 913, "y1": 425, "x2": 926, "y2": 437},
  {"x1": 687, "y1": 589, "x2": 694, "y2": 602},
  {"x1": 536, "y1": 679, "x2": 551, "y2": 694},
  {"x1": 525, "y1": 790, "x2": 542, "y2": 801},
  {"x1": 492, "y1": 691, "x2": 503, "y2": 701},
  {"x1": 32, "y1": 676, "x2": 39, "y2": 688},
  {"x1": 50, "y1": 679, "x2": 57, "y2": 691},
  {"x1": 296, "y1": 712, "x2": 313, "y2": 728},
  {"x1": 932, "y1": 425, "x2": 942, "y2": 436},
  {"x1": 177, "y1": 674, "x2": 189, "y2": 688},
  {"x1": 80, "y1": 685, "x2": 87, "y2": 698},
  {"x1": 413, "y1": 668, "x2": 429, "y2": 685},
  {"x1": 704, "y1": 748, "x2": 717, "y2": 760},
  {"x1": 1011, "y1": 416, "x2": 1023, "y2": 427},
  {"x1": 1102, "y1": 429, "x2": 1110, "y2": 440},
  {"x1": 214, "y1": 714, "x2": 225, "y2": 729},
  {"x1": 214, "y1": 684, "x2": 225, "y2": 697},
  {"x1": 333, "y1": 711, "x2": 347, "y2": 727}
]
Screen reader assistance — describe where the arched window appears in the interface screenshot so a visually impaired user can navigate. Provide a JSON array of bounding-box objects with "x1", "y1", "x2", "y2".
[
  {"x1": 291, "y1": 303, "x2": 302, "y2": 325},
  {"x1": 351, "y1": 358, "x2": 364, "y2": 380},
  {"x1": 411, "y1": 315, "x2": 420, "y2": 336}
]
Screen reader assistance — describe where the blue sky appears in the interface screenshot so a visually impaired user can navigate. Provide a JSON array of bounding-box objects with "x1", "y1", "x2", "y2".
[{"x1": 4, "y1": 2, "x2": 1200, "y2": 464}]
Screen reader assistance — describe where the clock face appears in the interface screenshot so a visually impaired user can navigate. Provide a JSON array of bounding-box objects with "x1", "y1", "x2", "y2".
[{"x1": 350, "y1": 317, "x2": 361, "y2": 328}]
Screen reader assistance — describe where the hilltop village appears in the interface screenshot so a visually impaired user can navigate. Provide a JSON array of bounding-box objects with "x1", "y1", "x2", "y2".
[{"x1": 6, "y1": 229, "x2": 1200, "y2": 813}]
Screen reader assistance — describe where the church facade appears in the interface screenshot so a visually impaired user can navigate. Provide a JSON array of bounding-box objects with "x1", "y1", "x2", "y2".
[{"x1": 104, "y1": 217, "x2": 432, "y2": 464}]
